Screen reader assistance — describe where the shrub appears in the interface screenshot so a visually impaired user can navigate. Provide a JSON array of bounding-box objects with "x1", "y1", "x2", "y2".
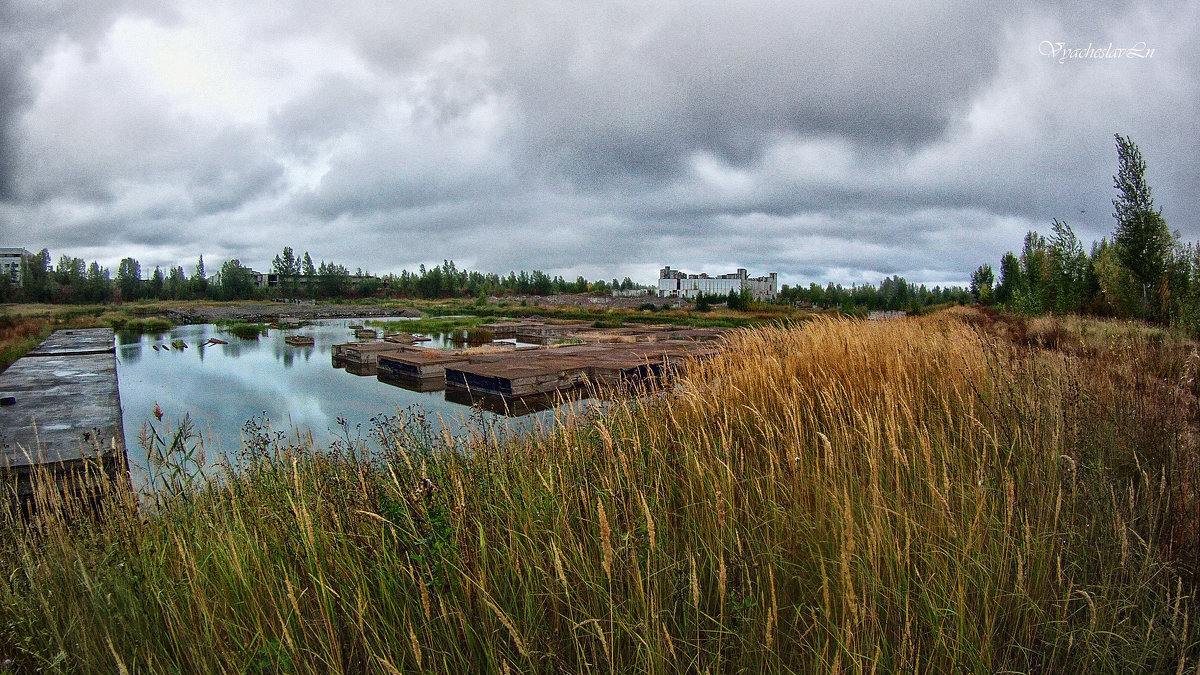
[
  {"x1": 226, "y1": 322, "x2": 267, "y2": 339},
  {"x1": 123, "y1": 317, "x2": 173, "y2": 333}
]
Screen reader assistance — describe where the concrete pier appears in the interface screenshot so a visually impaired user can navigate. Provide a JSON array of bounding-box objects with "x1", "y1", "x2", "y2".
[{"x1": 0, "y1": 328, "x2": 127, "y2": 506}]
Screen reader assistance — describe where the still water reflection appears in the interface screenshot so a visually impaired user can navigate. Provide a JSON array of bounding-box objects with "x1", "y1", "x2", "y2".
[{"x1": 115, "y1": 318, "x2": 556, "y2": 476}]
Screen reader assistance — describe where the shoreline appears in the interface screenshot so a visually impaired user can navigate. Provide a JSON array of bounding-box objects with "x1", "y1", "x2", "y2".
[{"x1": 164, "y1": 303, "x2": 422, "y2": 324}]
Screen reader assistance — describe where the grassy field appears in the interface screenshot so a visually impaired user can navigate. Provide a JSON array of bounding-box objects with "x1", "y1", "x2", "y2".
[
  {"x1": 2, "y1": 308, "x2": 1198, "y2": 671},
  {"x1": 0, "y1": 305, "x2": 176, "y2": 370},
  {"x1": 408, "y1": 297, "x2": 792, "y2": 328}
]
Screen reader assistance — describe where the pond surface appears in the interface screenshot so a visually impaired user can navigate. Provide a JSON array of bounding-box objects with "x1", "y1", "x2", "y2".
[{"x1": 114, "y1": 318, "x2": 557, "y2": 477}]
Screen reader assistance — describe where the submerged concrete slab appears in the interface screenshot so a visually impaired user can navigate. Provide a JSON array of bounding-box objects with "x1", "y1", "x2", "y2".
[
  {"x1": 1, "y1": 329, "x2": 124, "y2": 472},
  {"x1": 25, "y1": 327, "x2": 116, "y2": 357}
]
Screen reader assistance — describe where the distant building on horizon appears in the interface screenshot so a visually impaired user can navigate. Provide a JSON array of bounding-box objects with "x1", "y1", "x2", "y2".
[
  {"x1": 656, "y1": 266, "x2": 778, "y2": 300},
  {"x1": 0, "y1": 248, "x2": 32, "y2": 285}
]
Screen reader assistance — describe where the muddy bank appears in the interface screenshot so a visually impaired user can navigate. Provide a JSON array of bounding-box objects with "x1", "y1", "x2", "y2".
[{"x1": 165, "y1": 303, "x2": 421, "y2": 324}]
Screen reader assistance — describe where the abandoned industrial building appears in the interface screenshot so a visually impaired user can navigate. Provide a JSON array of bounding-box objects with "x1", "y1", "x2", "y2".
[
  {"x1": 656, "y1": 266, "x2": 778, "y2": 300},
  {"x1": 0, "y1": 248, "x2": 32, "y2": 285}
]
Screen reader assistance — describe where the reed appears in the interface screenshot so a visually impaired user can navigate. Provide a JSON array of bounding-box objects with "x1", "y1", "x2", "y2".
[
  {"x1": 1, "y1": 309, "x2": 1197, "y2": 672},
  {"x1": 0, "y1": 315, "x2": 50, "y2": 371}
]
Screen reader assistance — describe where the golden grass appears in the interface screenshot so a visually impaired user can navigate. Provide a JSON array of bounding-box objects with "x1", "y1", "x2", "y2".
[{"x1": 1, "y1": 310, "x2": 1197, "y2": 672}]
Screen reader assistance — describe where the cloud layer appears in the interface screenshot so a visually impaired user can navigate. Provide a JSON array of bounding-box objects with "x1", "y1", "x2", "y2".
[{"x1": 1, "y1": 0, "x2": 1196, "y2": 287}]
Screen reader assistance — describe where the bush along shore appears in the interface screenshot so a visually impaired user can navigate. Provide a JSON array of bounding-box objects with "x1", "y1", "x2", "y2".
[{"x1": 2, "y1": 308, "x2": 1198, "y2": 672}]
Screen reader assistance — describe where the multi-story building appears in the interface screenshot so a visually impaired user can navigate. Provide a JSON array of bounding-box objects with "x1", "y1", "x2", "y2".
[
  {"x1": 0, "y1": 248, "x2": 32, "y2": 285},
  {"x1": 656, "y1": 266, "x2": 778, "y2": 300}
]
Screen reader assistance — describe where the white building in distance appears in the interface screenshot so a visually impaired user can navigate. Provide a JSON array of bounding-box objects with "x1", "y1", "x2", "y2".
[
  {"x1": 0, "y1": 248, "x2": 32, "y2": 285},
  {"x1": 657, "y1": 266, "x2": 778, "y2": 300}
]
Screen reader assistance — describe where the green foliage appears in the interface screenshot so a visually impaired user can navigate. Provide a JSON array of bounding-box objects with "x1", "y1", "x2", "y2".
[
  {"x1": 19, "y1": 249, "x2": 52, "y2": 302},
  {"x1": 214, "y1": 259, "x2": 256, "y2": 301},
  {"x1": 726, "y1": 288, "x2": 751, "y2": 311},
  {"x1": 225, "y1": 322, "x2": 268, "y2": 339},
  {"x1": 191, "y1": 255, "x2": 208, "y2": 296},
  {"x1": 995, "y1": 251, "x2": 1023, "y2": 305},
  {"x1": 0, "y1": 271, "x2": 13, "y2": 303},
  {"x1": 271, "y1": 246, "x2": 301, "y2": 296},
  {"x1": 123, "y1": 317, "x2": 173, "y2": 333},
  {"x1": 970, "y1": 264, "x2": 994, "y2": 304},
  {"x1": 778, "y1": 275, "x2": 969, "y2": 311},
  {"x1": 116, "y1": 257, "x2": 142, "y2": 301},
  {"x1": 1113, "y1": 134, "x2": 1172, "y2": 304},
  {"x1": 1092, "y1": 239, "x2": 1142, "y2": 316},
  {"x1": 140, "y1": 414, "x2": 208, "y2": 502},
  {"x1": 979, "y1": 135, "x2": 1200, "y2": 333},
  {"x1": 385, "y1": 260, "x2": 629, "y2": 300},
  {"x1": 315, "y1": 261, "x2": 351, "y2": 298}
]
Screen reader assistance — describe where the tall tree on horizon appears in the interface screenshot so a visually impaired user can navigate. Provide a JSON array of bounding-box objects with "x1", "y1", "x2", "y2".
[
  {"x1": 1112, "y1": 133, "x2": 1173, "y2": 319},
  {"x1": 191, "y1": 255, "x2": 207, "y2": 296},
  {"x1": 970, "y1": 264, "x2": 994, "y2": 304},
  {"x1": 116, "y1": 257, "x2": 142, "y2": 301}
]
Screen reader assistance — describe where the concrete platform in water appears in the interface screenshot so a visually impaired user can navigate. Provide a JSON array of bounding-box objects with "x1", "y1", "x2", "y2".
[
  {"x1": 0, "y1": 328, "x2": 128, "y2": 507},
  {"x1": 443, "y1": 340, "x2": 721, "y2": 399},
  {"x1": 332, "y1": 341, "x2": 422, "y2": 375},
  {"x1": 377, "y1": 350, "x2": 472, "y2": 384}
]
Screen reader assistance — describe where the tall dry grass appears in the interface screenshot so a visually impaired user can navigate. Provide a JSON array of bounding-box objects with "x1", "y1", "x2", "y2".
[
  {"x1": 0, "y1": 316, "x2": 50, "y2": 371},
  {"x1": 1, "y1": 310, "x2": 1197, "y2": 672}
]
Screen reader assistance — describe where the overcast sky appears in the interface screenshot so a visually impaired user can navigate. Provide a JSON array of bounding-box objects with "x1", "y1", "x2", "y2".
[{"x1": 1, "y1": 1, "x2": 1196, "y2": 288}]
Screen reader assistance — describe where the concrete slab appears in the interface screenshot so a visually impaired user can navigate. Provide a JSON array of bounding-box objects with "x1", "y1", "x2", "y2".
[
  {"x1": 0, "y1": 348, "x2": 124, "y2": 468},
  {"x1": 25, "y1": 327, "x2": 116, "y2": 356},
  {"x1": 441, "y1": 336, "x2": 720, "y2": 399}
]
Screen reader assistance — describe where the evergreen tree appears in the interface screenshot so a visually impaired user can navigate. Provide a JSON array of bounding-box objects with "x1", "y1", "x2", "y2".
[
  {"x1": 970, "y1": 265, "x2": 994, "y2": 304},
  {"x1": 165, "y1": 266, "x2": 188, "y2": 300},
  {"x1": 191, "y1": 255, "x2": 208, "y2": 296},
  {"x1": 85, "y1": 262, "x2": 110, "y2": 302},
  {"x1": 148, "y1": 266, "x2": 165, "y2": 299},
  {"x1": 20, "y1": 249, "x2": 52, "y2": 302}
]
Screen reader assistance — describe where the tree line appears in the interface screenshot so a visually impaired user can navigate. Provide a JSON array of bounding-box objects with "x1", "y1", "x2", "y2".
[
  {"x1": 0, "y1": 247, "x2": 647, "y2": 304},
  {"x1": 969, "y1": 134, "x2": 1197, "y2": 332},
  {"x1": 778, "y1": 276, "x2": 970, "y2": 312},
  {"x1": 1, "y1": 241, "x2": 967, "y2": 311},
  {"x1": 382, "y1": 259, "x2": 641, "y2": 299}
]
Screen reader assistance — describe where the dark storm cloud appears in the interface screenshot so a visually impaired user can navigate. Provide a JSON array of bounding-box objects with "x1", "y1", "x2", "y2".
[
  {"x1": 495, "y1": 1, "x2": 1011, "y2": 184},
  {"x1": 0, "y1": 0, "x2": 171, "y2": 200},
  {"x1": 0, "y1": 0, "x2": 1195, "y2": 286}
]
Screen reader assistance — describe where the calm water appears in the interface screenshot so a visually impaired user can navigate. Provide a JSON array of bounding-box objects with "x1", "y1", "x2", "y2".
[{"x1": 114, "y1": 318, "x2": 550, "y2": 475}]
